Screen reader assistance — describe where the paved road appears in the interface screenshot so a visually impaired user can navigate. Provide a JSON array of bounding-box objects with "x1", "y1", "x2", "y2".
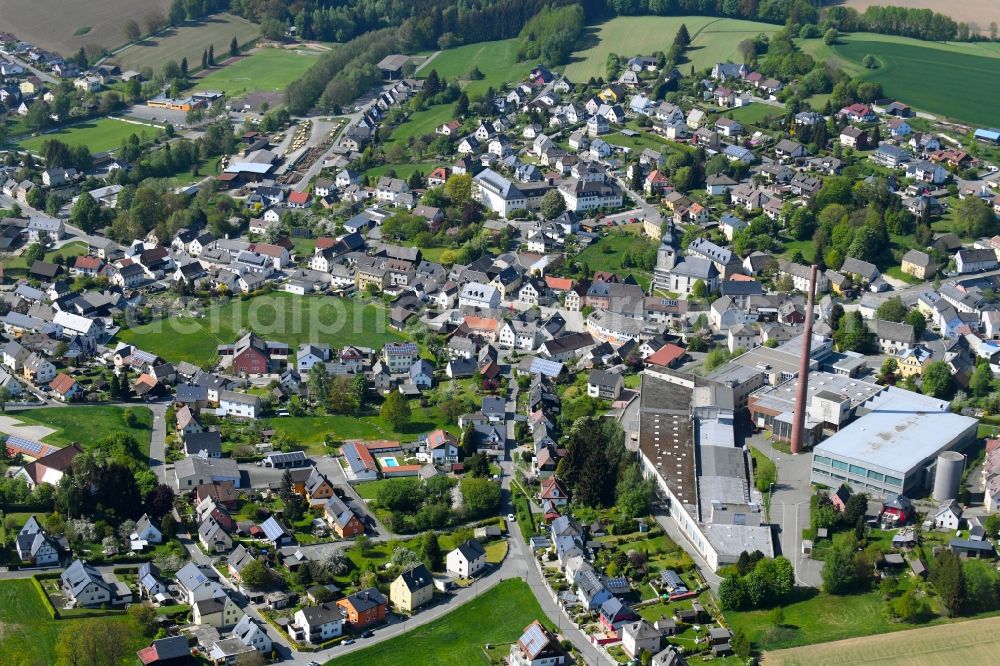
[
  {"x1": 499, "y1": 458, "x2": 613, "y2": 666},
  {"x1": 614, "y1": 177, "x2": 661, "y2": 230},
  {"x1": 413, "y1": 51, "x2": 441, "y2": 74},
  {"x1": 292, "y1": 111, "x2": 365, "y2": 193},
  {"x1": 6, "y1": 53, "x2": 57, "y2": 84},
  {"x1": 751, "y1": 435, "x2": 823, "y2": 588},
  {"x1": 0, "y1": 193, "x2": 122, "y2": 253}
]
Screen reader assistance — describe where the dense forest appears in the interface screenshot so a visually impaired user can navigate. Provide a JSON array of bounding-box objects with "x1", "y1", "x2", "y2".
[{"x1": 282, "y1": 0, "x2": 576, "y2": 113}]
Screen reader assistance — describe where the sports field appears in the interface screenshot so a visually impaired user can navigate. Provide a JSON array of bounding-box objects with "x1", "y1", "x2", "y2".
[
  {"x1": 0, "y1": 0, "x2": 171, "y2": 53},
  {"x1": 763, "y1": 615, "x2": 1000, "y2": 665},
  {"x1": 564, "y1": 16, "x2": 778, "y2": 81},
  {"x1": 18, "y1": 117, "x2": 162, "y2": 154},
  {"x1": 193, "y1": 48, "x2": 321, "y2": 97},
  {"x1": 110, "y1": 13, "x2": 260, "y2": 73},
  {"x1": 419, "y1": 38, "x2": 528, "y2": 96},
  {"x1": 118, "y1": 292, "x2": 403, "y2": 367},
  {"x1": 800, "y1": 33, "x2": 1000, "y2": 126}
]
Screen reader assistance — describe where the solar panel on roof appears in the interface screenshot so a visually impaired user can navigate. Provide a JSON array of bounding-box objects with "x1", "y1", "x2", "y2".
[
  {"x1": 5, "y1": 435, "x2": 56, "y2": 457},
  {"x1": 521, "y1": 623, "x2": 548, "y2": 654}
]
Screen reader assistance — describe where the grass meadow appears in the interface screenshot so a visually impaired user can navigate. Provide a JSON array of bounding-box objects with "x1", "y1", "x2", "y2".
[
  {"x1": 761, "y1": 614, "x2": 1000, "y2": 665},
  {"x1": 118, "y1": 292, "x2": 403, "y2": 368},
  {"x1": 0, "y1": 579, "x2": 148, "y2": 666},
  {"x1": 327, "y1": 579, "x2": 552, "y2": 666},
  {"x1": 18, "y1": 117, "x2": 162, "y2": 154},
  {"x1": 9, "y1": 406, "x2": 153, "y2": 454},
  {"x1": 420, "y1": 38, "x2": 528, "y2": 97},
  {"x1": 564, "y1": 16, "x2": 778, "y2": 81}
]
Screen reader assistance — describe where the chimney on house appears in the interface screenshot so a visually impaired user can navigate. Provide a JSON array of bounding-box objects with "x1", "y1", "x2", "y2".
[{"x1": 789, "y1": 264, "x2": 818, "y2": 455}]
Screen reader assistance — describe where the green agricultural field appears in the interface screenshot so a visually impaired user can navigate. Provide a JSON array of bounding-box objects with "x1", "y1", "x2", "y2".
[
  {"x1": 564, "y1": 16, "x2": 778, "y2": 81},
  {"x1": 328, "y1": 579, "x2": 552, "y2": 666},
  {"x1": 420, "y1": 38, "x2": 529, "y2": 97},
  {"x1": 193, "y1": 48, "x2": 321, "y2": 97},
  {"x1": 110, "y1": 13, "x2": 261, "y2": 73},
  {"x1": 118, "y1": 292, "x2": 403, "y2": 368},
  {"x1": 799, "y1": 33, "x2": 1000, "y2": 126},
  {"x1": 9, "y1": 406, "x2": 153, "y2": 455},
  {"x1": 0, "y1": 579, "x2": 148, "y2": 666},
  {"x1": 19, "y1": 117, "x2": 161, "y2": 154}
]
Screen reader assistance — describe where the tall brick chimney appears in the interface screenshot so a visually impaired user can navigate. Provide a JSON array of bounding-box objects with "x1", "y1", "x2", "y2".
[{"x1": 789, "y1": 265, "x2": 818, "y2": 455}]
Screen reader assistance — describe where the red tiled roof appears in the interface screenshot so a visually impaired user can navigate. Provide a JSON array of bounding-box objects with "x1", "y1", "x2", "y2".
[
  {"x1": 646, "y1": 343, "x2": 686, "y2": 367},
  {"x1": 315, "y1": 237, "x2": 336, "y2": 249},
  {"x1": 73, "y1": 255, "x2": 102, "y2": 270},
  {"x1": 287, "y1": 190, "x2": 310, "y2": 204},
  {"x1": 49, "y1": 372, "x2": 77, "y2": 395},
  {"x1": 545, "y1": 276, "x2": 575, "y2": 291}
]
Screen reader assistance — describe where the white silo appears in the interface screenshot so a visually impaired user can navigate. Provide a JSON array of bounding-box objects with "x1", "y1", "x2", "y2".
[{"x1": 932, "y1": 451, "x2": 965, "y2": 502}]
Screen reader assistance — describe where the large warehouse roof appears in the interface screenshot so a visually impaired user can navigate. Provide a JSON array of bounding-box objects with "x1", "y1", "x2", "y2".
[{"x1": 814, "y1": 388, "x2": 977, "y2": 472}]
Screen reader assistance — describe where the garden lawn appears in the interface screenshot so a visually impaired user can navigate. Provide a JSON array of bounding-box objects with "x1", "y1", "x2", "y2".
[
  {"x1": 194, "y1": 48, "x2": 320, "y2": 98},
  {"x1": 2, "y1": 241, "x2": 91, "y2": 272},
  {"x1": 353, "y1": 478, "x2": 405, "y2": 500},
  {"x1": 420, "y1": 38, "x2": 527, "y2": 97},
  {"x1": 799, "y1": 32, "x2": 1000, "y2": 126},
  {"x1": 9, "y1": 405, "x2": 153, "y2": 455},
  {"x1": 0, "y1": 579, "x2": 147, "y2": 666},
  {"x1": 726, "y1": 103, "x2": 783, "y2": 126},
  {"x1": 564, "y1": 17, "x2": 778, "y2": 81},
  {"x1": 264, "y1": 403, "x2": 459, "y2": 452},
  {"x1": 118, "y1": 292, "x2": 403, "y2": 368},
  {"x1": 574, "y1": 225, "x2": 657, "y2": 290},
  {"x1": 365, "y1": 162, "x2": 437, "y2": 181},
  {"x1": 19, "y1": 117, "x2": 162, "y2": 154},
  {"x1": 326, "y1": 579, "x2": 551, "y2": 666}
]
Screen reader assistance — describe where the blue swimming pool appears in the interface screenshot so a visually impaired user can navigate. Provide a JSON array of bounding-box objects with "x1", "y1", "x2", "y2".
[{"x1": 381, "y1": 457, "x2": 399, "y2": 467}]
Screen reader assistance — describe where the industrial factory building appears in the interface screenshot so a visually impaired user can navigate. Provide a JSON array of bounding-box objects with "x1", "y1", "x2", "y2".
[
  {"x1": 637, "y1": 370, "x2": 773, "y2": 571},
  {"x1": 809, "y1": 387, "x2": 978, "y2": 497},
  {"x1": 748, "y1": 371, "x2": 885, "y2": 447}
]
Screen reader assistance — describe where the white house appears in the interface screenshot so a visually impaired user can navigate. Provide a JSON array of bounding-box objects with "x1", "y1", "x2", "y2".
[
  {"x1": 61, "y1": 560, "x2": 113, "y2": 606},
  {"x1": 459, "y1": 282, "x2": 501, "y2": 310},
  {"x1": 290, "y1": 603, "x2": 345, "y2": 644},
  {"x1": 473, "y1": 168, "x2": 526, "y2": 218},
  {"x1": 934, "y1": 500, "x2": 963, "y2": 530},
  {"x1": 175, "y1": 562, "x2": 226, "y2": 605},
  {"x1": 446, "y1": 539, "x2": 486, "y2": 578},
  {"x1": 232, "y1": 615, "x2": 273, "y2": 654},
  {"x1": 218, "y1": 390, "x2": 261, "y2": 418},
  {"x1": 129, "y1": 513, "x2": 163, "y2": 549}
]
